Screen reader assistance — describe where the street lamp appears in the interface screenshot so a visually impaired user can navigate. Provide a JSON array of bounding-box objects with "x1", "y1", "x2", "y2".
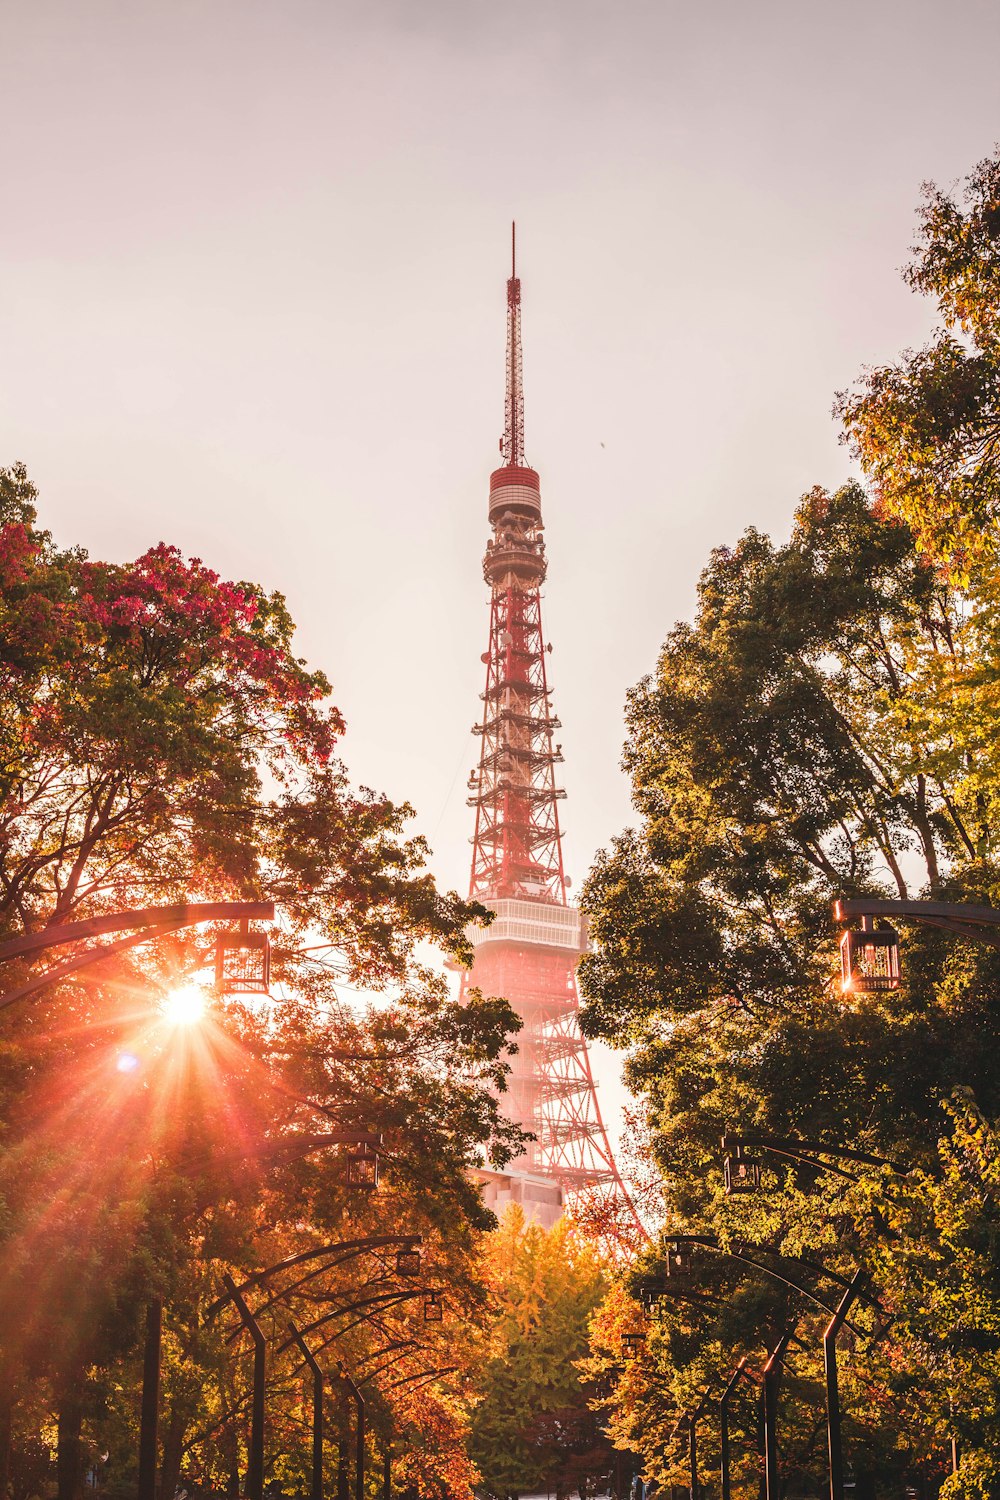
[
  {"x1": 838, "y1": 917, "x2": 900, "y2": 994},
  {"x1": 721, "y1": 1133, "x2": 905, "y2": 1192},
  {"x1": 723, "y1": 1146, "x2": 761, "y2": 1195},
  {"x1": 833, "y1": 894, "x2": 1000, "y2": 993},
  {"x1": 666, "y1": 1244, "x2": 692, "y2": 1278},
  {"x1": 214, "y1": 919, "x2": 271, "y2": 994},
  {"x1": 346, "y1": 1139, "x2": 380, "y2": 1190},
  {"x1": 423, "y1": 1291, "x2": 444, "y2": 1322},
  {"x1": 0, "y1": 899, "x2": 275, "y2": 1012},
  {"x1": 395, "y1": 1246, "x2": 421, "y2": 1278}
]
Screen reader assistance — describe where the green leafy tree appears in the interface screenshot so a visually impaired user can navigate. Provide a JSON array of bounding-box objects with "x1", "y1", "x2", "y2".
[{"x1": 578, "y1": 474, "x2": 1000, "y2": 1487}]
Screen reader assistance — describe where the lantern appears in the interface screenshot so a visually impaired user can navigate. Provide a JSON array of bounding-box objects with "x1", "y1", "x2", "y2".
[
  {"x1": 346, "y1": 1141, "x2": 380, "y2": 1191},
  {"x1": 395, "y1": 1246, "x2": 421, "y2": 1279},
  {"x1": 840, "y1": 924, "x2": 900, "y2": 994},
  {"x1": 423, "y1": 1292, "x2": 443, "y2": 1323},
  {"x1": 622, "y1": 1333, "x2": 644, "y2": 1354},
  {"x1": 214, "y1": 923, "x2": 271, "y2": 995},
  {"x1": 666, "y1": 1245, "x2": 692, "y2": 1279},
  {"x1": 724, "y1": 1152, "x2": 762, "y2": 1196}
]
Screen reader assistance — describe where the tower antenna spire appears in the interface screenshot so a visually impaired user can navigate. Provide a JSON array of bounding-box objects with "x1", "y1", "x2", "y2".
[{"x1": 503, "y1": 223, "x2": 525, "y2": 466}]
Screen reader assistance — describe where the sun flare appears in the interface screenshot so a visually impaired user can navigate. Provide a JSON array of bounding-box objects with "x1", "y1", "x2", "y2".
[{"x1": 162, "y1": 984, "x2": 208, "y2": 1027}]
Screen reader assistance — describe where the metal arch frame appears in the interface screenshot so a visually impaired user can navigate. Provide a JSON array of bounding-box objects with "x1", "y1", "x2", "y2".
[
  {"x1": 384, "y1": 1363, "x2": 459, "y2": 1394},
  {"x1": 664, "y1": 1236, "x2": 877, "y2": 1335},
  {"x1": 204, "y1": 1242, "x2": 428, "y2": 1500},
  {"x1": 835, "y1": 895, "x2": 1000, "y2": 945},
  {"x1": 722, "y1": 1133, "x2": 907, "y2": 1180},
  {"x1": 213, "y1": 1231, "x2": 413, "y2": 1329},
  {"x1": 358, "y1": 1343, "x2": 427, "y2": 1386},
  {"x1": 275, "y1": 1289, "x2": 433, "y2": 1358},
  {"x1": 0, "y1": 900, "x2": 275, "y2": 1011},
  {"x1": 205, "y1": 1234, "x2": 420, "y2": 1321}
]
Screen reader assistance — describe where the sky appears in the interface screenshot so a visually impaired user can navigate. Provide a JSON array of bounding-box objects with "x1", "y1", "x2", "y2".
[{"x1": 3, "y1": 0, "x2": 1000, "y2": 1148}]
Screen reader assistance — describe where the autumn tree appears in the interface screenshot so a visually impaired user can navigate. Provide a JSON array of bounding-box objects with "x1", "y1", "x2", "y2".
[
  {"x1": 469, "y1": 1207, "x2": 611, "y2": 1499},
  {"x1": 0, "y1": 463, "x2": 525, "y2": 1500},
  {"x1": 838, "y1": 147, "x2": 1000, "y2": 575}
]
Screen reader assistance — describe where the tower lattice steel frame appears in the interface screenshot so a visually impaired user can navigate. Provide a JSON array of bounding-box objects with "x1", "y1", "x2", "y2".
[{"x1": 460, "y1": 227, "x2": 642, "y2": 1234}]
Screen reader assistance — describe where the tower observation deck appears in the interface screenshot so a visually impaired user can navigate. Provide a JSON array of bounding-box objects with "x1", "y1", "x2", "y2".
[{"x1": 460, "y1": 228, "x2": 642, "y2": 1238}]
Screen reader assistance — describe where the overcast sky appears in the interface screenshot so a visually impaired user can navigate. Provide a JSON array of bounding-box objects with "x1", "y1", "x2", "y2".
[{"x1": 3, "y1": 0, "x2": 999, "y2": 1143}]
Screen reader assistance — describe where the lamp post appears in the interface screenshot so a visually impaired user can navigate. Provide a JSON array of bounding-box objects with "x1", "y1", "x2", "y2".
[
  {"x1": 136, "y1": 1299, "x2": 162, "y2": 1500},
  {"x1": 288, "y1": 1324, "x2": 325, "y2": 1500},
  {"x1": 719, "y1": 1357, "x2": 750, "y2": 1500},
  {"x1": 337, "y1": 1365, "x2": 366, "y2": 1500},
  {"x1": 222, "y1": 1275, "x2": 266, "y2": 1500},
  {"x1": 761, "y1": 1324, "x2": 797, "y2": 1500},
  {"x1": 824, "y1": 1271, "x2": 869, "y2": 1500},
  {"x1": 686, "y1": 1389, "x2": 710, "y2": 1500}
]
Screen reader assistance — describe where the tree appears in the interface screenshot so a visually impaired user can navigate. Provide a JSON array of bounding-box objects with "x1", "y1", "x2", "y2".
[
  {"x1": 838, "y1": 148, "x2": 1000, "y2": 576},
  {"x1": 469, "y1": 1208, "x2": 611, "y2": 1499},
  {"x1": 0, "y1": 465, "x2": 525, "y2": 1500},
  {"x1": 577, "y1": 475, "x2": 1000, "y2": 1488}
]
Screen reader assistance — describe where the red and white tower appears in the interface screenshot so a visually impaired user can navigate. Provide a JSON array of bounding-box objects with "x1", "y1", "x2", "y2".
[{"x1": 461, "y1": 228, "x2": 639, "y2": 1235}]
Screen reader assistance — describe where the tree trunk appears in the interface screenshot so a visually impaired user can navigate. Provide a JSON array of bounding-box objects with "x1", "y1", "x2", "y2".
[
  {"x1": 159, "y1": 1405, "x2": 188, "y2": 1500},
  {"x1": 56, "y1": 1393, "x2": 84, "y2": 1500},
  {"x1": 0, "y1": 1385, "x2": 12, "y2": 1500}
]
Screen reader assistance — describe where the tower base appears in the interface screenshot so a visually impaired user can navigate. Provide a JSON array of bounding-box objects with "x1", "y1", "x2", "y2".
[{"x1": 475, "y1": 1167, "x2": 564, "y2": 1230}]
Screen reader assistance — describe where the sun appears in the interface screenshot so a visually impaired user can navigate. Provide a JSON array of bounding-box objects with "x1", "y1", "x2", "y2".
[{"x1": 162, "y1": 983, "x2": 208, "y2": 1027}]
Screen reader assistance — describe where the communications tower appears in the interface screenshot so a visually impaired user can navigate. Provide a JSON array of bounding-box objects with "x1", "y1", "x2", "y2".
[{"x1": 460, "y1": 228, "x2": 640, "y2": 1235}]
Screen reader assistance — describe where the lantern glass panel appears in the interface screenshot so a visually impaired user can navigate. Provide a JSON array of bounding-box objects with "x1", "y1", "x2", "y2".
[
  {"x1": 724, "y1": 1155, "x2": 762, "y2": 1195},
  {"x1": 215, "y1": 931, "x2": 271, "y2": 995},
  {"x1": 840, "y1": 927, "x2": 901, "y2": 993},
  {"x1": 346, "y1": 1145, "x2": 380, "y2": 1191},
  {"x1": 396, "y1": 1247, "x2": 421, "y2": 1279},
  {"x1": 666, "y1": 1249, "x2": 691, "y2": 1279}
]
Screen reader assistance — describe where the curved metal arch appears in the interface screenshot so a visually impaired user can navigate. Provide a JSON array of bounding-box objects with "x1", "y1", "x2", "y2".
[
  {"x1": 384, "y1": 1364, "x2": 459, "y2": 1394},
  {"x1": 668, "y1": 1237, "x2": 869, "y2": 1336},
  {"x1": 235, "y1": 1251, "x2": 398, "y2": 1324},
  {"x1": 276, "y1": 1289, "x2": 427, "y2": 1356},
  {"x1": 205, "y1": 1234, "x2": 420, "y2": 1320}
]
